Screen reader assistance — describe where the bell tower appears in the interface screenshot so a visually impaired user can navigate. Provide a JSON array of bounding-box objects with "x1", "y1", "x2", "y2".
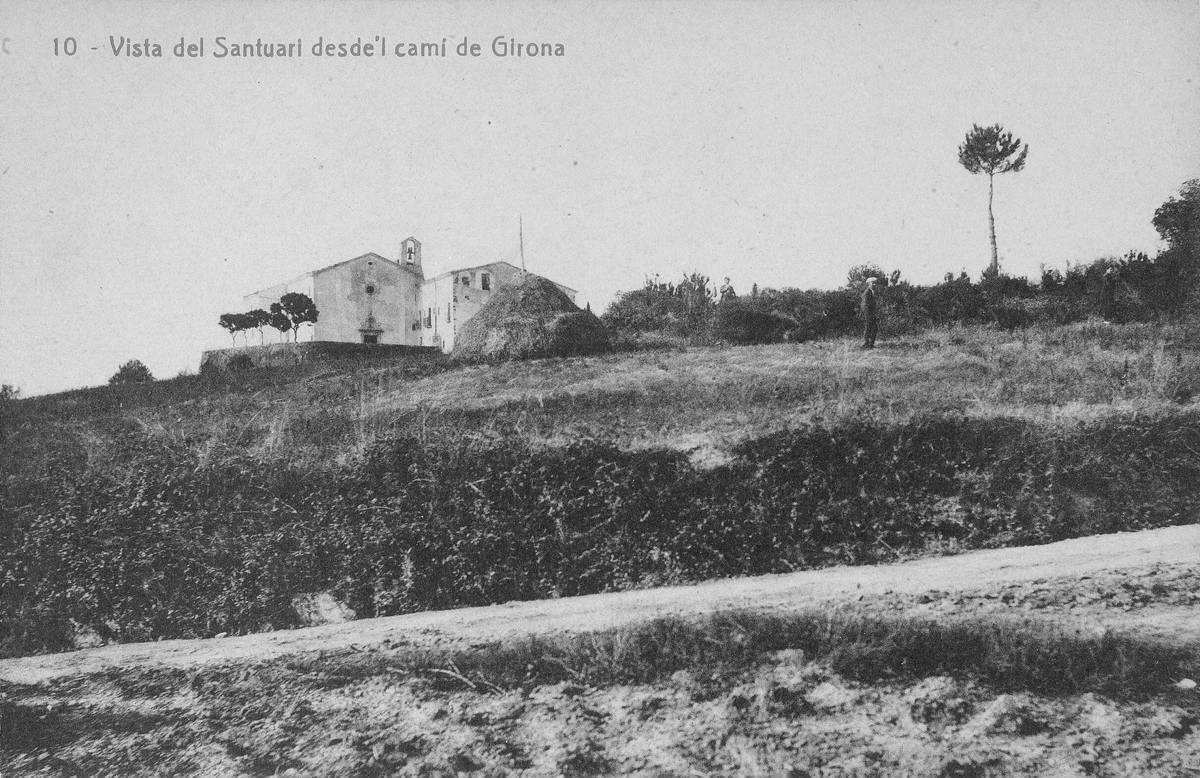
[{"x1": 401, "y1": 236, "x2": 422, "y2": 274}]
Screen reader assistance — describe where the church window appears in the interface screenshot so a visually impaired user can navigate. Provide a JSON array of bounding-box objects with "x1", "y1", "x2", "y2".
[
  {"x1": 481, "y1": 273, "x2": 491, "y2": 290},
  {"x1": 461, "y1": 275, "x2": 470, "y2": 286},
  {"x1": 365, "y1": 283, "x2": 376, "y2": 295},
  {"x1": 446, "y1": 302, "x2": 451, "y2": 322}
]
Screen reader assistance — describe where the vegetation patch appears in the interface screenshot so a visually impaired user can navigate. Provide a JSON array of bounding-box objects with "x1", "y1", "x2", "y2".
[
  {"x1": 3, "y1": 405, "x2": 1199, "y2": 657},
  {"x1": 384, "y1": 609, "x2": 1200, "y2": 698}
]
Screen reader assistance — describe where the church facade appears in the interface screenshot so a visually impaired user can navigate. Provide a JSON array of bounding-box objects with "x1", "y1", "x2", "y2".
[{"x1": 243, "y1": 237, "x2": 576, "y2": 353}]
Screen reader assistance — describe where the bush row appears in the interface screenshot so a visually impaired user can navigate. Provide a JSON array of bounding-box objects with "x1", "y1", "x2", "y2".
[
  {"x1": 3, "y1": 412, "x2": 1199, "y2": 656},
  {"x1": 604, "y1": 248, "x2": 1199, "y2": 345}
]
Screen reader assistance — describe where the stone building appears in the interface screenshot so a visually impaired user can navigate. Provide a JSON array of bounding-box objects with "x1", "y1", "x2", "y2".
[{"x1": 242, "y1": 236, "x2": 576, "y2": 352}]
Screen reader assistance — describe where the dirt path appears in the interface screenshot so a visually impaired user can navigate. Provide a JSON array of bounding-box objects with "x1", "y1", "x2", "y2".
[{"x1": 4, "y1": 523, "x2": 1199, "y2": 686}]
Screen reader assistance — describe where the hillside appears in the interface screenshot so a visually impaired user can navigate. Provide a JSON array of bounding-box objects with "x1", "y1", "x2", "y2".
[
  {"x1": 7, "y1": 318, "x2": 1200, "y2": 464},
  {"x1": 3, "y1": 320, "x2": 1200, "y2": 658}
]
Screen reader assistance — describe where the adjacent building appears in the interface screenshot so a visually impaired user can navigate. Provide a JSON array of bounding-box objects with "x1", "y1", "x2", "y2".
[{"x1": 242, "y1": 237, "x2": 576, "y2": 353}]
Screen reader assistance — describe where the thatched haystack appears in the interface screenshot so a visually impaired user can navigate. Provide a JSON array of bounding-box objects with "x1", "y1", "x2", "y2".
[{"x1": 452, "y1": 273, "x2": 610, "y2": 361}]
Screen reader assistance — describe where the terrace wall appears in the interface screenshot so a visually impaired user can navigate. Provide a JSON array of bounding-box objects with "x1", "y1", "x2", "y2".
[{"x1": 200, "y1": 341, "x2": 439, "y2": 373}]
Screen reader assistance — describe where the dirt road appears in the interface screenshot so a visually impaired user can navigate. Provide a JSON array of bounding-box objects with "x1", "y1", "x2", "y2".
[{"x1": 4, "y1": 523, "x2": 1199, "y2": 686}]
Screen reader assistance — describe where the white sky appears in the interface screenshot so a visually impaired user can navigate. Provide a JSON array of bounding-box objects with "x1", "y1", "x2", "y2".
[{"x1": 2, "y1": 0, "x2": 1198, "y2": 395}]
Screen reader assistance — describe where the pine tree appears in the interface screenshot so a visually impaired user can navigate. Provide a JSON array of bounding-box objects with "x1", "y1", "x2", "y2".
[{"x1": 958, "y1": 124, "x2": 1029, "y2": 277}]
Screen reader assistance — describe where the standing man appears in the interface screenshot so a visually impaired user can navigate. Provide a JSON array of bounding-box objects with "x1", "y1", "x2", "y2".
[
  {"x1": 1100, "y1": 266, "x2": 1119, "y2": 321},
  {"x1": 861, "y1": 277, "x2": 879, "y2": 348}
]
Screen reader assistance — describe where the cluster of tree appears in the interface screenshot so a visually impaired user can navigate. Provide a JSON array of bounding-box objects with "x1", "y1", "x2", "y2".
[
  {"x1": 218, "y1": 292, "x2": 319, "y2": 345},
  {"x1": 603, "y1": 177, "x2": 1200, "y2": 344}
]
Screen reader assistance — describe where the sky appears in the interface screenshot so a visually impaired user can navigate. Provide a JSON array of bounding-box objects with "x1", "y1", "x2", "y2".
[{"x1": 1, "y1": 0, "x2": 1198, "y2": 395}]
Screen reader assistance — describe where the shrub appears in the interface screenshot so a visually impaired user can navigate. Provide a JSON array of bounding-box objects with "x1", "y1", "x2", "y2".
[
  {"x1": 108, "y1": 360, "x2": 154, "y2": 385},
  {"x1": 713, "y1": 299, "x2": 798, "y2": 344},
  {"x1": 990, "y1": 298, "x2": 1035, "y2": 330}
]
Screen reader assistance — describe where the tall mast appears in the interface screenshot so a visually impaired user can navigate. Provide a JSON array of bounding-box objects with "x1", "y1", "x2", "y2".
[{"x1": 519, "y1": 214, "x2": 526, "y2": 273}]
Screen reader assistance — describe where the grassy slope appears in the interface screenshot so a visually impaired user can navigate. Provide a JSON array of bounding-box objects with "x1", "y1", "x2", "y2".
[
  {"x1": 4, "y1": 321, "x2": 1200, "y2": 774},
  {"x1": 6, "y1": 319, "x2": 1200, "y2": 474},
  {"x1": 3, "y1": 319, "x2": 1200, "y2": 656}
]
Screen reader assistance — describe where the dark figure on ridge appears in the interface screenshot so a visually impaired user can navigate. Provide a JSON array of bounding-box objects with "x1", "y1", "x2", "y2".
[
  {"x1": 1101, "y1": 266, "x2": 1119, "y2": 321},
  {"x1": 861, "y1": 277, "x2": 879, "y2": 349}
]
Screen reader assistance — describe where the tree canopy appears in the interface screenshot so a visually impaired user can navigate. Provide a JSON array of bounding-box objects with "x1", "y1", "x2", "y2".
[
  {"x1": 846, "y1": 264, "x2": 888, "y2": 289},
  {"x1": 271, "y1": 292, "x2": 320, "y2": 341},
  {"x1": 246, "y1": 309, "x2": 272, "y2": 344},
  {"x1": 217, "y1": 313, "x2": 249, "y2": 344},
  {"x1": 1153, "y1": 179, "x2": 1200, "y2": 256},
  {"x1": 269, "y1": 310, "x2": 292, "y2": 339},
  {"x1": 957, "y1": 124, "x2": 1029, "y2": 177},
  {"x1": 219, "y1": 294, "x2": 319, "y2": 344}
]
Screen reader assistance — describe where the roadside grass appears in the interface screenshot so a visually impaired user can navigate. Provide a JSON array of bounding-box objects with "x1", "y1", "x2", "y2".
[
  {"x1": 363, "y1": 609, "x2": 1200, "y2": 700},
  {"x1": 4, "y1": 604, "x2": 1198, "y2": 776},
  {"x1": 6, "y1": 606, "x2": 1196, "y2": 730}
]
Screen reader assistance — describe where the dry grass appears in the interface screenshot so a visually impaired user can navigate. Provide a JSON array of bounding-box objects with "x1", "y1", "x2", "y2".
[
  {"x1": 7, "y1": 319, "x2": 1200, "y2": 478},
  {"x1": 368, "y1": 319, "x2": 1200, "y2": 449},
  {"x1": 389, "y1": 608, "x2": 1200, "y2": 698},
  {"x1": 4, "y1": 604, "x2": 1197, "y2": 776}
]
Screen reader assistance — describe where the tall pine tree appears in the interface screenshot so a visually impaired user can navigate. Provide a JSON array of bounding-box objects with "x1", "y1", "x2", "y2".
[{"x1": 958, "y1": 124, "x2": 1029, "y2": 278}]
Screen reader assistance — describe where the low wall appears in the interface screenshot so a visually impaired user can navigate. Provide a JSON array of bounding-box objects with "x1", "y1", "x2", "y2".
[{"x1": 200, "y1": 342, "x2": 440, "y2": 373}]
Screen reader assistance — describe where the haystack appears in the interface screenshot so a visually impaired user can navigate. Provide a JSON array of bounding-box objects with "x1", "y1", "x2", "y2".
[{"x1": 452, "y1": 273, "x2": 610, "y2": 361}]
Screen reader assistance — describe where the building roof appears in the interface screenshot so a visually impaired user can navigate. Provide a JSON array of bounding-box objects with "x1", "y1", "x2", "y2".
[
  {"x1": 246, "y1": 252, "x2": 421, "y2": 298},
  {"x1": 246, "y1": 253, "x2": 576, "y2": 299},
  {"x1": 433, "y1": 261, "x2": 577, "y2": 295},
  {"x1": 310, "y1": 252, "x2": 421, "y2": 278}
]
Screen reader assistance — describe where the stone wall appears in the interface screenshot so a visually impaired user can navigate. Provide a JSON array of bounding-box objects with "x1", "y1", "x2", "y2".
[{"x1": 200, "y1": 341, "x2": 440, "y2": 373}]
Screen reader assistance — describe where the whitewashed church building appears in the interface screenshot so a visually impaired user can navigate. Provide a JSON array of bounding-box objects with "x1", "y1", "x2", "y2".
[{"x1": 243, "y1": 237, "x2": 576, "y2": 353}]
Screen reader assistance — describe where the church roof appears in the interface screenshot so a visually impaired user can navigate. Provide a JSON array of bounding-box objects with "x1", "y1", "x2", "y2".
[
  {"x1": 245, "y1": 252, "x2": 421, "y2": 298},
  {"x1": 309, "y1": 252, "x2": 421, "y2": 278}
]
